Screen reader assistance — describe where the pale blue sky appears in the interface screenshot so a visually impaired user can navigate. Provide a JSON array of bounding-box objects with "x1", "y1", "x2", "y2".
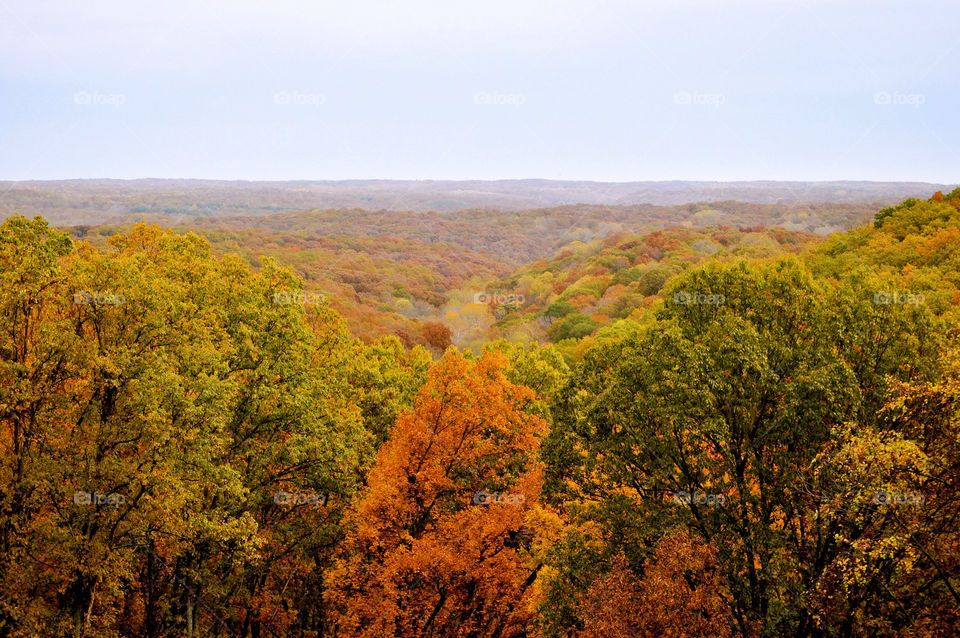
[{"x1": 1, "y1": 0, "x2": 957, "y2": 181}]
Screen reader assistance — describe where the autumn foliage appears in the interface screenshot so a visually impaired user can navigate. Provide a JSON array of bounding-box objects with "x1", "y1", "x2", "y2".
[
  {"x1": 579, "y1": 531, "x2": 732, "y2": 638},
  {"x1": 327, "y1": 350, "x2": 547, "y2": 637},
  {"x1": 1, "y1": 188, "x2": 959, "y2": 637}
]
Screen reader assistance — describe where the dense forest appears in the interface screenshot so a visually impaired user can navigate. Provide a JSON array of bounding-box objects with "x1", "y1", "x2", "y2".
[
  {"x1": 2, "y1": 190, "x2": 960, "y2": 636},
  {"x1": 69, "y1": 199, "x2": 884, "y2": 348},
  {"x1": 1, "y1": 179, "x2": 945, "y2": 225}
]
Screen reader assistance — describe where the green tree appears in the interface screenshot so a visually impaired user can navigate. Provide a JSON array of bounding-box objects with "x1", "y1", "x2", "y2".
[{"x1": 540, "y1": 257, "x2": 943, "y2": 636}]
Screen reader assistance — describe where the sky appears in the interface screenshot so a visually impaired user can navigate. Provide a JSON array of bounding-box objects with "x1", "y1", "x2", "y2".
[{"x1": 0, "y1": 0, "x2": 957, "y2": 182}]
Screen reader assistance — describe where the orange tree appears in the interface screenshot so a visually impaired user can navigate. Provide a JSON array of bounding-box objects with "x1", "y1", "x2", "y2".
[{"x1": 328, "y1": 350, "x2": 550, "y2": 637}]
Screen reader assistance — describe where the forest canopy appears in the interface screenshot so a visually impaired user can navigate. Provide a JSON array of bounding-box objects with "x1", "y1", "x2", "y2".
[{"x1": 1, "y1": 189, "x2": 959, "y2": 636}]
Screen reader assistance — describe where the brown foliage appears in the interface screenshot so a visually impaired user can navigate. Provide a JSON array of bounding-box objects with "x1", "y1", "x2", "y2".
[
  {"x1": 422, "y1": 320, "x2": 453, "y2": 353},
  {"x1": 580, "y1": 531, "x2": 733, "y2": 638}
]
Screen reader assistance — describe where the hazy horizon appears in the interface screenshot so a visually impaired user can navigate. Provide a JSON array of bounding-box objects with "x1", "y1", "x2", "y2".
[{"x1": 2, "y1": 177, "x2": 956, "y2": 185}]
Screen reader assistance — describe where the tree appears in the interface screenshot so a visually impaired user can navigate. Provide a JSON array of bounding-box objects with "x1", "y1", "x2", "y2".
[
  {"x1": 328, "y1": 350, "x2": 549, "y2": 637},
  {"x1": 800, "y1": 340, "x2": 960, "y2": 635},
  {"x1": 547, "y1": 313, "x2": 598, "y2": 341},
  {"x1": 349, "y1": 334, "x2": 431, "y2": 445},
  {"x1": 0, "y1": 219, "x2": 372, "y2": 637},
  {"x1": 540, "y1": 257, "x2": 943, "y2": 636},
  {"x1": 579, "y1": 531, "x2": 733, "y2": 638},
  {"x1": 421, "y1": 320, "x2": 453, "y2": 354}
]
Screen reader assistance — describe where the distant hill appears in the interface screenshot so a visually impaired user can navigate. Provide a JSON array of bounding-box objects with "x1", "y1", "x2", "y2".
[
  {"x1": 169, "y1": 200, "x2": 882, "y2": 262},
  {"x1": 70, "y1": 198, "x2": 885, "y2": 343},
  {"x1": 15, "y1": 180, "x2": 954, "y2": 346},
  {"x1": 0, "y1": 178, "x2": 954, "y2": 225}
]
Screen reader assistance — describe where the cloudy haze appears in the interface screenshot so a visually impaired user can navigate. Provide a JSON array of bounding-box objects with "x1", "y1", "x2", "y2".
[{"x1": 1, "y1": 0, "x2": 957, "y2": 181}]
